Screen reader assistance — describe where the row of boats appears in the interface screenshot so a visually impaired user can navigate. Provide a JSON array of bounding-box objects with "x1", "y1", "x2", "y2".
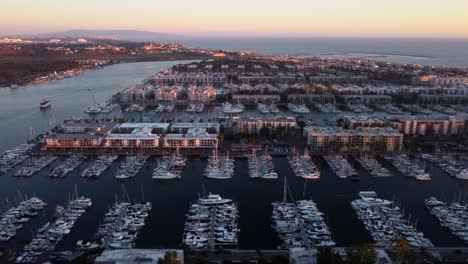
[
  {"x1": 257, "y1": 103, "x2": 280, "y2": 114},
  {"x1": 17, "y1": 192, "x2": 92, "y2": 263},
  {"x1": 204, "y1": 150, "x2": 235, "y2": 179},
  {"x1": 85, "y1": 102, "x2": 119, "y2": 114},
  {"x1": 352, "y1": 191, "x2": 433, "y2": 248},
  {"x1": 288, "y1": 150, "x2": 320, "y2": 180},
  {"x1": 324, "y1": 155, "x2": 358, "y2": 179},
  {"x1": 14, "y1": 156, "x2": 57, "y2": 177},
  {"x1": 392, "y1": 154, "x2": 431, "y2": 181},
  {"x1": 48, "y1": 155, "x2": 84, "y2": 178},
  {"x1": 430, "y1": 105, "x2": 457, "y2": 115},
  {"x1": 354, "y1": 155, "x2": 393, "y2": 178},
  {"x1": 272, "y1": 199, "x2": 335, "y2": 249},
  {"x1": 313, "y1": 103, "x2": 341, "y2": 114},
  {"x1": 421, "y1": 153, "x2": 468, "y2": 180},
  {"x1": 0, "y1": 144, "x2": 32, "y2": 175},
  {"x1": 88, "y1": 200, "x2": 151, "y2": 250},
  {"x1": 152, "y1": 153, "x2": 186, "y2": 179},
  {"x1": 115, "y1": 156, "x2": 149, "y2": 179},
  {"x1": 185, "y1": 103, "x2": 205, "y2": 113},
  {"x1": 222, "y1": 102, "x2": 245, "y2": 114},
  {"x1": 401, "y1": 104, "x2": 432, "y2": 115},
  {"x1": 81, "y1": 155, "x2": 118, "y2": 178},
  {"x1": 425, "y1": 197, "x2": 468, "y2": 243},
  {"x1": 375, "y1": 104, "x2": 405, "y2": 115},
  {"x1": 123, "y1": 104, "x2": 145, "y2": 113},
  {"x1": 287, "y1": 103, "x2": 310, "y2": 114},
  {"x1": 0, "y1": 197, "x2": 47, "y2": 242},
  {"x1": 183, "y1": 194, "x2": 239, "y2": 249},
  {"x1": 346, "y1": 103, "x2": 374, "y2": 113},
  {"x1": 155, "y1": 103, "x2": 175, "y2": 113},
  {"x1": 248, "y1": 150, "x2": 278, "y2": 179}
]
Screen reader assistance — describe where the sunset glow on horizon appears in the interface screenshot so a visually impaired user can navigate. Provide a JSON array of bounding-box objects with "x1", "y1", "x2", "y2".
[{"x1": 2, "y1": 0, "x2": 468, "y2": 37}]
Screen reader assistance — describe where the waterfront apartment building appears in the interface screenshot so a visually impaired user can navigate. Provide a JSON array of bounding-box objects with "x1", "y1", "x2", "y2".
[
  {"x1": 170, "y1": 123, "x2": 220, "y2": 134},
  {"x1": 187, "y1": 85, "x2": 216, "y2": 102},
  {"x1": 304, "y1": 126, "x2": 403, "y2": 154},
  {"x1": 387, "y1": 116, "x2": 467, "y2": 136},
  {"x1": 287, "y1": 94, "x2": 336, "y2": 104},
  {"x1": 152, "y1": 72, "x2": 226, "y2": 85},
  {"x1": 232, "y1": 116, "x2": 297, "y2": 135},
  {"x1": 63, "y1": 123, "x2": 115, "y2": 134},
  {"x1": 44, "y1": 134, "x2": 104, "y2": 149},
  {"x1": 163, "y1": 128, "x2": 218, "y2": 148},
  {"x1": 120, "y1": 84, "x2": 152, "y2": 103},
  {"x1": 339, "y1": 95, "x2": 393, "y2": 105},
  {"x1": 104, "y1": 123, "x2": 169, "y2": 148},
  {"x1": 413, "y1": 75, "x2": 468, "y2": 87},
  {"x1": 154, "y1": 86, "x2": 183, "y2": 102},
  {"x1": 232, "y1": 94, "x2": 281, "y2": 104},
  {"x1": 342, "y1": 116, "x2": 385, "y2": 129}
]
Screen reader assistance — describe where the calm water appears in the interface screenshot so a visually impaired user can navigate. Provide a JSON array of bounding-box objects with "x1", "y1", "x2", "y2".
[
  {"x1": 1, "y1": 61, "x2": 468, "y2": 253},
  {"x1": 0, "y1": 61, "x2": 193, "y2": 153},
  {"x1": 177, "y1": 37, "x2": 468, "y2": 67}
]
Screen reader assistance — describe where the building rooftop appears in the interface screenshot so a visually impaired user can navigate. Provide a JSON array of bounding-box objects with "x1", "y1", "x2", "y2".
[
  {"x1": 305, "y1": 126, "x2": 401, "y2": 136},
  {"x1": 46, "y1": 133, "x2": 102, "y2": 140},
  {"x1": 95, "y1": 249, "x2": 183, "y2": 264}
]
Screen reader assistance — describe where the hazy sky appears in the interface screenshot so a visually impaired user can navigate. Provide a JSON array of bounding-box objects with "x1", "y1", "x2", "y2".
[{"x1": 1, "y1": 0, "x2": 468, "y2": 37}]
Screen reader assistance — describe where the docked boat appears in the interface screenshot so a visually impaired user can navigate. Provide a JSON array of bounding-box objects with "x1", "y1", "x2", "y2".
[
  {"x1": 249, "y1": 149, "x2": 277, "y2": 179},
  {"x1": 152, "y1": 157, "x2": 182, "y2": 180},
  {"x1": 18, "y1": 188, "x2": 92, "y2": 263},
  {"x1": 324, "y1": 155, "x2": 358, "y2": 179},
  {"x1": 288, "y1": 103, "x2": 310, "y2": 114},
  {"x1": 393, "y1": 154, "x2": 431, "y2": 180},
  {"x1": 115, "y1": 156, "x2": 148, "y2": 179},
  {"x1": 354, "y1": 155, "x2": 392, "y2": 178},
  {"x1": 15, "y1": 156, "x2": 56, "y2": 177},
  {"x1": 204, "y1": 150, "x2": 234, "y2": 179},
  {"x1": 81, "y1": 155, "x2": 117, "y2": 178},
  {"x1": 49, "y1": 155, "x2": 84, "y2": 178},
  {"x1": 222, "y1": 102, "x2": 244, "y2": 114},
  {"x1": 288, "y1": 149, "x2": 320, "y2": 180},
  {"x1": 257, "y1": 103, "x2": 270, "y2": 114},
  {"x1": 183, "y1": 193, "x2": 238, "y2": 249},
  {"x1": 352, "y1": 191, "x2": 433, "y2": 248}
]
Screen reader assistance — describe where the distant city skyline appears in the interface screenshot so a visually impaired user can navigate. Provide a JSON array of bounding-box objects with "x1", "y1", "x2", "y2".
[{"x1": 1, "y1": 0, "x2": 468, "y2": 38}]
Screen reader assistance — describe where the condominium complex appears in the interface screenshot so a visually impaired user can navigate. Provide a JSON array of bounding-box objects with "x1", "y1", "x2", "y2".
[
  {"x1": 232, "y1": 116, "x2": 297, "y2": 135},
  {"x1": 304, "y1": 126, "x2": 403, "y2": 154},
  {"x1": 387, "y1": 115, "x2": 467, "y2": 136},
  {"x1": 43, "y1": 122, "x2": 220, "y2": 151}
]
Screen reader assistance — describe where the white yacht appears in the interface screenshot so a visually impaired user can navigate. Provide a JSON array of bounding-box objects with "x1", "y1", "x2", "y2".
[
  {"x1": 414, "y1": 170, "x2": 431, "y2": 181},
  {"x1": 222, "y1": 102, "x2": 244, "y2": 114},
  {"x1": 288, "y1": 103, "x2": 310, "y2": 114},
  {"x1": 257, "y1": 103, "x2": 270, "y2": 114},
  {"x1": 269, "y1": 104, "x2": 280, "y2": 113},
  {"x1": 152, "y1": 157, "x2": 182, "y2": 180},
  {"x1": 199, "y1": 194, "x2": 232, "y2": 205},
  {"x1": 456, "y1": 169, "x2": 468, "y2": 180},
  {"x1": 39, "y1": 99, "x2": 51, "y2": 109},
  {"x1": 358, "y1": 191, "x2": 393, "y2": 206}
]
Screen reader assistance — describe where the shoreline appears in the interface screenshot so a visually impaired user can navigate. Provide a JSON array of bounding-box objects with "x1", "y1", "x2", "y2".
[{"x1": 0, "y1": 55, "x2": 209, "y2": 88}]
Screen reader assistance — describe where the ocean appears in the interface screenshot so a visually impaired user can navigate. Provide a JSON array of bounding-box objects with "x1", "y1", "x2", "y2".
[{"x1": 176, "y1": 37, "x2": 468, "y2": 67}]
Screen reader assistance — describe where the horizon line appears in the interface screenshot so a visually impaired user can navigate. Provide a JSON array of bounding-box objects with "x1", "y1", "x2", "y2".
[{"x1": 2, "y1": 29, "x2": 468, "y2": 40}]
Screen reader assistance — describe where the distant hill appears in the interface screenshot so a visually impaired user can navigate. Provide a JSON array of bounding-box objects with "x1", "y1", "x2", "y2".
[{"x1": 29, "y1": 29, "x2": 179, "y2": 42}]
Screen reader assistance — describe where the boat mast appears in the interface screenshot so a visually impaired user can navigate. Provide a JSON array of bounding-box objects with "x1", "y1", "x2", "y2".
[{"x1": 283, "y1": 176, "x2": 287, "y2": 203}]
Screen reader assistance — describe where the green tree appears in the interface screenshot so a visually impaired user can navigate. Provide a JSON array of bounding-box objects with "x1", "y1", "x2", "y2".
[
  {"x1": 345, "y1": 243, "x2": 377, "y2": 264},
  {"x1": 271, "y1": 255, "x2": 289, "y2": 264},
  {"x1": 158, "y1": 251, "x2": 181, "y2": 264},
  {"x1": 390, "y1": 237, "x2": 411, "y2": 263},
  {"x1": 317, "y1": 247, "x2": 343, "y2": 264}
]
